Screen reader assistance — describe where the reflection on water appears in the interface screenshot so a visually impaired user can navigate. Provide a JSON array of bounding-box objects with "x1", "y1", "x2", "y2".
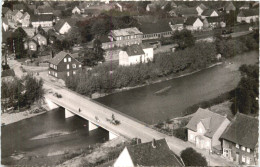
[
  {"x1": 96, "y1": 51, "x2": 258, "y2": 124},
  {"x1": 1, "y1": 108, "x2": 108, "y2": 159}
]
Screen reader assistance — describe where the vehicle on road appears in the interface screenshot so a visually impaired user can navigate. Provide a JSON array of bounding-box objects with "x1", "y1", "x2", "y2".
[
  {"x1": 53, "y1": 93, "x2": 62, "y2": 98},
  {"x1": 106, "y1": 114, "x2": 120, "y2": 125}
]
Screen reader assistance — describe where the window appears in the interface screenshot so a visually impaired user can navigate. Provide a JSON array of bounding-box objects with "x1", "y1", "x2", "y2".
[
  {"x1": 190, "y1": 134, "x2": 194, "y2": 140},
  {"x1": 48, "y1": 71, "x2": 50, "y2": 74},
  {"x1": 247, "y1": 148, "x2": 250, "y2": 153},
  {"x1": 206, "y1": 141, "x2": 210, "y2": 147},
  {"x1": 79, "y1": 65, "x2": 82, "y2": 68},
  {"x1": 236, "y1": 144, "x2": 239, "y2": 149},
  {"x1": 67, "y1": 64, "x2": 69, "y2": 69},
  {"x1": 73, "y1": 71, "x2": 76, "y2": 75},
  {"x1": 242, "y1": 155, "x2": 246, "y2": 163},
  {"x1": 68, "y1": 57, "x2": 71, "y2": 62},
  {"x1": 30, "y1": 45, "x2": 33, "y2": 49},
  {"x1": 50, "y1": 64, "x2": 53, "y2": 68},
  {"x1": 55, "y1": 72, "x2": 57, "y2": 77},
  {"x1": 241, "y1": 146, "x2": 245, "y2": 151},
  {"x1": 64, "y1": 58, "x2": 67, "y2": 62},
  {"x1": 67, "y1": 72, "x2": 70, "y2": 76},
  {"x1": 246, "y1": 157, "x2": 251, "y2": 164},
  {"x1": 72, "y1": 64, "x2": 76, "y2": 68}
]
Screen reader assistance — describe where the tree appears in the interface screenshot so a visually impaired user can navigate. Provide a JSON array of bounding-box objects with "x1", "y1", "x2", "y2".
[
  {"x1": 181, "y1": 147, "x2": 208, "y2": 166},
  {"x1": 11, "y1": 27, "x2": 28, "y2": 58},
  {"x1": 172, "y1": 29, "x2": 195, "y2": 50}
]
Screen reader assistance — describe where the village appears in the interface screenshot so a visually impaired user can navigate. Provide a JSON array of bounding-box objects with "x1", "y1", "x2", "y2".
[{"x1": 1, "y1": 1, "x2": 259, "y2": 167}]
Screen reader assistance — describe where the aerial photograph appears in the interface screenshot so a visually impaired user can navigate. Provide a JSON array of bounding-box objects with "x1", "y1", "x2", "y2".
[{"x1": 1, "y1": 0, "x2": 259, "y2": 166}]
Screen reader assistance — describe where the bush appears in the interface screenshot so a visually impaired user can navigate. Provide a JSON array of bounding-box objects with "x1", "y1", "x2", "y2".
[
  {"x1": 181, "y1": 147, "x2": 208, "y2": 166},
  {"x1": 172, "y1": 128, "x2": 187, "y2": 141}
]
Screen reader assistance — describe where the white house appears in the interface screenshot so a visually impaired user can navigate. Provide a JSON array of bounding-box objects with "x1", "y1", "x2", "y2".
[
  {"x1": 237, "y1": 9, "x2": 259, "y2": 23},
  {"x1": 54, "y1": 20, "x2": 72, "y2": 34},
  {"x1": 201, "y1": 9, "x2": 219, "y2": 19},
  {"x1": 185, "y1": 17, "x2": 204, "y2": 31},
  {"x1": 119, "y1": 44, "x2": 153, "y2": 66},
  {"x1": 72, "y1": 6, "x2": 82, "y2": 14},
  {"x1": 19, "y1": 12, "x2": 30, "y2": 27},
  {"x1": 186, "y1": 108, "x2": 230, "y2": 152},
  {"x1": 113, "y1": 139, "x2": 184, "y2": 167},
  {"x1": 196, "y1": 3, "x2": 208, "y2": 15}
]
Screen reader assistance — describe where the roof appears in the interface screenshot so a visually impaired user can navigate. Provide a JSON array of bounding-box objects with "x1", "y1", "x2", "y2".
[
  {"x1": 201, "y1": 9, "x2": 218, "y2": 16},
  {"x1": 173, "y1": 7, "x2": 198, "y2": 16},
  {"x1": 2, "y1": 7, "x2": 11, "y2": 14},
  {"x1": 32, "y1": 33, "x2": 46, "y2": 41},
  {"x1": 2, "y1": 17, "x2": 9, "y2": 25},
  {"x1": 224, "y1": 2, "x2": 236, "y2": 11},
  {"x1": 238, "y1": 9, "x2": 259, "y2": 17},
  {"x1": 12, "y1": 4, "x2": 24, "y2": 10},
  {"x1": 111, "y1": 27, "x2": 143, "y2": 37},
  {"x1": 2, "y1": 31, "x2": 13, "y2": 43},
  {"x1": 124, "y1": 44, "x2": 145, "y2": 56},
  {"x1": 206, "y1": 16, "x2": 223, "y2": 23},
  {"x1": 171, "y1": 17, "x2": 185, "y2": 25},
  {"x1": 2, "y1": 69, "x2": 15, "y2": 78},
  {"x1": 49, "y1": 51, "x2": 81, "y2": 65},
  {"x1": 37, "y1": 6, "x2": 54, "y2": 14},
  {"x1": 99, "y1": 35, "x2": 111, "y2": 43},
  {"x1": 139, "y1": 19, "x2": 172, "y2": 34},
  {"x1": 54, "y1": 20, "x2": 72, "y2": 32},
  {"x1": 221, "y1": 113, "x2": 258, "y2": 149},
  {"x1": 185, "y1": 17, "x2": 201, "y2": 25},
  {"x1": 198, "y1": 3, "x2": 208, "y2": 10},
  {"x1": 12, "y1": 10, "x2": 22, "y2": 16},
  {"x1": 31, "y1": 14, "x2": 53, "y2": 22},
  {"x1": 126, "y1": 139, "x2": 184, "y2": 166},
  {"x1": 186, "y1": 108, "x2": 228, "y2": 138},
  {"x1": 20, "y1": 12, "x2": 30, "y2": 20},
  {"x1": 240, "y1": 2, "x2": 250, "y2": 9}
]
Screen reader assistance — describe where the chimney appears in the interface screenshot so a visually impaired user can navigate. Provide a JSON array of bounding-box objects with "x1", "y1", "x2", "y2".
[
  {"x1": 137, "y1": 138, "x2": 142, "y2": 144},
  {"x1": 152, "y1": 139, "x2": 156, "y2": 148},
  {"x1": 51, "y1": 50, "x2": 54, "y2": 58}
]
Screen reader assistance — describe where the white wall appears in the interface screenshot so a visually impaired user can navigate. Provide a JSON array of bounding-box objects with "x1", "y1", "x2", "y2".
[
  {"x1": 129, "y1": 55, "x2": 142, "y2": 65},
  {"x1": 59, "y1": 22, "x2": 71, "y2": 34},
  {"x1": 142, "y1": 48, "x2": 154, "y2": 63},
  {"x1": 114, "y1": 148, "x2": 134, "y2": 167},
  {"x1": 119, "y1": 51, "x2": 130, "y2": 66}
]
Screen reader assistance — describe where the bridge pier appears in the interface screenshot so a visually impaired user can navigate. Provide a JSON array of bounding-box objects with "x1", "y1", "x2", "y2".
[
  {"x1": 89, "y1": 121, "x2": 98, "y2": 131},
  {"x1": 65, "y1": 109, "x2": 75, "y2": 118},
  {"x1": 45, "y1": 98, "x2": 59, "y2": 110},
  {"x1": 109, "y1": 131, "x2": 118, "y2": 140}
]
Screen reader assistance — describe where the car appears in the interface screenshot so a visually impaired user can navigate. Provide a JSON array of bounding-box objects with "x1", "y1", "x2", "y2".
[{"x1": 53, "y1": 93, "x2": 62, "y2": 98}]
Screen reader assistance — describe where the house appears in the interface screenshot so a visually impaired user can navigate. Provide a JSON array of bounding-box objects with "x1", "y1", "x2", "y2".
[
  {"x1": 186, "y1": 108, "x2": 230, "y2": 152},
  {"x1": 12, "y1": 4, "x2": 25, "y2": 12},
  {"x1": 102, "y1": 27, "x2": 143, "y2": 49},
  {"x1": 170, "y1": 17, "x2": 185, "y2": 31},
  {"x1": 32, "y1": 33, "x2": 47, "y2": 46},
  {"x1": 169, "y1": 7, "x2": 198, "y2": 18},
  {"x1": 201, "y1": 9, "x2": 219, "y2": 19},
  {"x1": 237, "y1": 9, "x2": 259, "y2": 23},
  {"x1": 19, "y1": 12, "x2": 30, "y2": 27},
  {"x1": 24, "y1": 40, "x2": 38, "y2": 51},
  {"x1": 203, "y1": 17, "x2": 226, "y2": 28},
  {"x1": 113, "y1": 139, "x2": 184, "y2": 167},
  {"x1": 184, "y1": 17, "x2": 204, "y2": 31},
  {"x1": 31, "y1": 14, "x2": 54, "y2": 28},
  {"x1": 2, "y1": 18, "x2": 9, "y2": 32},
  {"x1": 3, "y1": 8, "x2": 13, "y2": 19},
  {"x1": 72, "y1": 6, "x2": 82, "y2": 14},
  {"x1": 139, "y1": 19, "x2": 174, "y2": 40},
  {"x1": 23, "y1": 27, "x2": 38, "y2": 37},
  {"x1": 11, "y1": 10, "x2": 23, "y2": 23},
  {"x1": 239, "y1": 2, "x2": 250, "y2": 10},
  {"x1": 221, "y1": 113, "x2": 258, "y2": 165},
  {"x1": 48, "y1": 51, "x2": 82, "y2": 79},
  {"x1": 196, "y1": 3, "x2": 208, "y2": 15},
  {"x1": 224, "y1": 2, "x2": 236, "y2": 13},
  {"x1": 2, "y1": 69, "x2": 15, "y2": 82},
  {"x1": 54, "y1": 20, "x2": 72, "y2": 34},
  {"x1": 119, "y1": 44, "x2": 153, "y2": 66},
  {"x1": 35, "y1": 6, "x2": 54, "y2": 15}
]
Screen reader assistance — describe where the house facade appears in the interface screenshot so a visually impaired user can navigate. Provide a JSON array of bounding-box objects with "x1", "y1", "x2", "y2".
[
  {"x1": 221, "y1": 113, "x2": 258, "y2": 165},
  {"x1": 102, "y1": 27, "x2": 143, "y2": 50},
  {"x1": 237, "y1": 9, "x2": 259, "y2": 23},
  {"x1": 31, "y1": 14, "x2": 54, "y2": 28},
  {"x1": 54, "y1": 20, "x2": 72, "y2": 34},
  {"x1": 32, "y1": 33, "x2": 47, "y2": 46},
  {"x1": 203, "y1": 17, "x2": 226, "y2": 28},
  {"x1": 11, "y1": 10, "x2": 23, "y2": 23},
  {"x1": 119, "y1": 44, "x2": 153, "y2": 66},
  {"x1": 186, "y1": 108, "x2": 230, "y2": 152},
  {"x1": 48, "y1": 51, "x2": 82, "y2": 79},
  {"x1": 184, "y1": 17, "x2": 204, "y2": 31},
  {"x1": 19, "y1": 12, "x2": 30, "y2": 27},
  {"x1": 24, "y1": 40, "x2": 38, "y2": 51},
  {"x1": 2, "y1": 18, "x2": 9, "y2": 32},
  {"x1": 114, "y1": 139, "x2": 184, "y2": 167}
]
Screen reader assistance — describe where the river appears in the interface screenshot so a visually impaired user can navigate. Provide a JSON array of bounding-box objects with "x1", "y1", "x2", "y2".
[
  {"x1": 1, "y1": 108, "x2": 108, "y2": 164},
  {"x1": 96, "y1": 51, "x2": 259, "y2": 124}
]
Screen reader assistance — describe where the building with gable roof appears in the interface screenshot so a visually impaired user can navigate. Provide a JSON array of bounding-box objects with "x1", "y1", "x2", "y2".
[
  {"x1": 221, "y1": 113, "x2": 258, "y2": 165},
  {"x1": 239, "y1": 2, "x2": 250, "y2": 10},
  {"x1": 11, "y1": 10, "x2": 23, "y2": 23},
  {"x1": 169, "y1": 7, "x2": 198, "y2": 18},
  {"x1": 31, "y1": 14, "x2": 54, "y2": 28},
  {"x1": 24, "y1": 40, "x2": 38, "y2": 51},
  {"x1": 19, "y1": 12, "x2": 30, "y2": 27},
  {"x1": 203, "y1": 17, "x2": 226, "y2": 28},
  {"x1": 237, "y1": 9, "x2": 259, "y2": 23},
  {"x1": 48, "y1": 51, "x2": 82, "y2": 79},
  {"x1": 32, "y1": 33, "x2": 47, "y2": 46},
  {"x1": 119, "y1": 44, "x2": 153, "y2": 66},
  {"x1": 224, "y1": 2, "x2": 236, "y2": 13},
  {"x1": 72, "y1": 6, "x2": 83, "y2": 14},
  {"x1": 54, "y1": 20, "x2": 72, "y2": 35},
  {"x1": 186, "y1": 108, "x2": 230, "y2": 152},
  {"x1": 184, "y1": 17, "x2": 204, "y2": 31},
  {"x1": 114, "y1": 139, "x2": 184, "y2": 167},
  {"x1": 201, "y1": 9, "x2": 219, "y2": 19},
  {"x1": 196, "y1": 3, "x2": 208, "y2": 15},
  {"x1": 2, "y1": 17, "x2": 9, "y2": 32}
]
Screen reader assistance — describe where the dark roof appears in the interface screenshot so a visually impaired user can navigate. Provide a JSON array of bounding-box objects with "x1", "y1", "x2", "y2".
[
  {"x1": 20, "y1": 12, "x2": 30, "y2": 20},
  {"x1": 224, "y1": 2, "x2": 236, "y2": 11},
  {"x1": 31, "y1": 14, "x2": 53, "y2": 22},
  {"x1": 186, "y1": 108, "x2": 228, "y2": 138},
  {"x1": 99, "y1": 35, "x2": 111, "y2": 43},
  {"x1": 2, "y1": 31, "x2": 13, "y2": 43},
  {"x1": 2, "y1": 17, "x2": 9, "y2": 25},
  {"x1": 124, "y1": 44, "x2": 145, "y2": 56},
  {"x1": 173, "y1": 7, "x2": 198, "y2": 16},
  {"x1": 49, "y1": 51, "x2": 81, "y2": 65},
  {"x1": 185, "y1": 17, "x2": 201, "y2": 25},
  {"x1": 37, "y1": 6, "x2": 54, "y2": 14},
  {"x1": 221, "y1": 113, "x2": 258, "y2": 149},
  {"x1": 126, "y1": 139, "x2": 183, "y2": 166},
  {"x1": 2, "y1": 7, "x2": 11, "y2": 14},
  {"x1": 238, "y1": 9, "x2": 259, "y2": 17},
  {"x1": 2, "y1": 69, "x2": 15, "y2": 77},
  {"x1": 198, "y1": 3, "x2": 208, "y2": 10},
  {"x1": 139, "y1": 19, "x2": 172, "y2": 34},
  {"x1": 171, "y1": 17, "x2": 185, "y2": 25},
  {"x1": 206, "y1": 16, "x2": 223, "y2": 23},
  {"x1": 12, "y1": 4, "x2": 25, "y2": 10},
  {"x1": 201, "y1": 9, "x2": 218, "y2": 16},
  {"x1": 54, "y1": 20, "x2": 72, "y2": 32}
]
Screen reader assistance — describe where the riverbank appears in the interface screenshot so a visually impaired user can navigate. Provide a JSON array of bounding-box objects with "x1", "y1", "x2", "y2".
[
  {"x1": 1, "y1": 106, "x2": 47, "y2": 125},
  {"x1": 91, "y1": 62, "x2": 223, "y2": 99}
]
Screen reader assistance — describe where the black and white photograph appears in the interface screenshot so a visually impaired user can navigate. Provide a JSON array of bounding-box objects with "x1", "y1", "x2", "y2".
[{"x1": 1, "y1": 0, "x2": 259, "y2": 166}]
